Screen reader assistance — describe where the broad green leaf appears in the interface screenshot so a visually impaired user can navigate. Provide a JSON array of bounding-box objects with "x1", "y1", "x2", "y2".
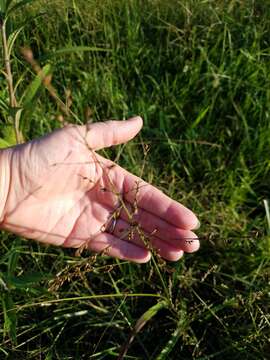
[
  {"x1": 0, "y1": 137, "x2": 11, "y2": 148},
  {"x1": 1, "y1": 292, "x2": 17, "y2": 344},
  {"x1": 22, "y1": 64, "x2": 51, "y2": 106},
  {"x1": 0, "y1": 0, "x2": 7, "y2": 13},
  {"x1": 19, "y1": 96, "x2": 38, "y2": 135},
  {"x1": 6, "y1": 272, "x2": 53, "y2": 289},
  {"x1": 19, "y1": 64, "x2": 51, "y2": 134},
  {"x1": 0, "y1": 0, "x2": 14, "y2": 14},
  {"x1": 42, "y1": 46, "x2": 112, "y2": 60},
  {"x1": 7, "y1": 246, "x2": 19, "y2": 276},
  {"x1": 6, "y1": 107, "x2": 23, "y2": 143},
  {"x1": 1, "y1": 124, "x2": 17, "y2": 145}
]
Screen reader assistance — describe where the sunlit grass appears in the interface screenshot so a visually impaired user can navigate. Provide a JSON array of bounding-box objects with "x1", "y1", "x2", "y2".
[{"x1": 0, "y1": 0, "x2": 270, "y2": 358}]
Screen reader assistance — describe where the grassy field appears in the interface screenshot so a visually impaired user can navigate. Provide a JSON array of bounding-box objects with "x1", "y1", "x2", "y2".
[{"x1": 0, "y1": 0, "x2": 270, "y2": 358}]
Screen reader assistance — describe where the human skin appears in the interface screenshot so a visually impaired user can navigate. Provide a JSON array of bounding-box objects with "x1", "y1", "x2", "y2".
[{"x1": 0, "y1": 116, "x2": 200, "y2": 263}]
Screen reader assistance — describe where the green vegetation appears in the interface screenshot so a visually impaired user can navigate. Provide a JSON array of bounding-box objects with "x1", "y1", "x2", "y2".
[{"x1": 0, "y1": 0, "x2": 269, "y2": 358}]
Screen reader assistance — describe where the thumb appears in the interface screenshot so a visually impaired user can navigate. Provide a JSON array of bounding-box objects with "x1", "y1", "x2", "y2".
[{"x1": 85, "y1": 116, "x2": 143, "y2": 150}]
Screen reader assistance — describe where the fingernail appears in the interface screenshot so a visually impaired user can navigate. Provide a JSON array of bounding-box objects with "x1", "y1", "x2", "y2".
[{"x1": 193, "y1": 220, "x2": 200, "y2": 230}]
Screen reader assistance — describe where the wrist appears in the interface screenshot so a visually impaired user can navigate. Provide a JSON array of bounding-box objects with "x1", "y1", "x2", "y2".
[{"x1": 0, "y1": 148, "x2": 11, "y2": 226}]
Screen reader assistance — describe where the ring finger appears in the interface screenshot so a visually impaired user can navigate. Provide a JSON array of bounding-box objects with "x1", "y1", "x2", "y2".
[{"x1": 105, "y1": 217, "x2": 197, "y2": 260}]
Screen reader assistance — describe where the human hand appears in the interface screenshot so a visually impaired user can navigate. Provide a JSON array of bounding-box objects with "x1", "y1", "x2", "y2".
[{"x1": 0, "y1": 117, "x2": 199, "y2": 263}]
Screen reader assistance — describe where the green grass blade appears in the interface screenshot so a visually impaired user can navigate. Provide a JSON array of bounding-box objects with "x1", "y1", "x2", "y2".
[
  {"x1": 0, "y1": 97, "x2": 9, "y2": 111},
  {"x1": 118, "y1": 300, "x2": 168, "y2": 359},
  {"x1": 0, "y1": 0, "x2": 270, "y2": 357},
  {"x1": 0, "y1": 137, "x2": 11, "y2": 148},
  {"x1": 263, "y1": 199, "x2": 270, "y2": 254},
  {"x1": 263, "y1": 199, "x2": 270, "y2": 234},
  {"x1": 1, "y1": 292, "x2": 17, "y2": 345},
  {"x1": 156, "y1": 304, "x2": 188, "y2": 360},
  {"x1": 191, "y1": 106, "x2": 209, "y2": 129},
  {"x1": 5, "y1": 272, "x2": 53, "y2": 289},
  {"x1": 0, "y1": 0, "x2": 13, "y2": 13},
  {"x1": 7, "y1": 26, "x2": 24, "y2": 57},
  {"x1": 6, "y1": 0, "x2": 35, "y2": 16},
  {"x1": 0, "y1": 0, "x2": 6, "y2": 13},
  {"x1": 22, "y1": 64, "x2": 51, "y2": 106},
  {"x1": 41, "y1": 46, "x2": 112, "y2": 61},
  {"x1": 0, "y1": 124, "x2": 17, "y2": 146},
  {"x1": 156, "y1": 324, "x2": 182, "y2": 360}
]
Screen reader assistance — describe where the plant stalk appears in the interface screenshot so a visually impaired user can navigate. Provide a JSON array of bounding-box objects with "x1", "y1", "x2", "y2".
[{"x1": 1, "y1": 19, "x2": 23, "y2": 143}]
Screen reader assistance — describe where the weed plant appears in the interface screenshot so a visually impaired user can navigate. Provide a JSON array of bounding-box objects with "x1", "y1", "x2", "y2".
[{"x1": 0, "y1": 0, "x2": 270, "y2": 359}]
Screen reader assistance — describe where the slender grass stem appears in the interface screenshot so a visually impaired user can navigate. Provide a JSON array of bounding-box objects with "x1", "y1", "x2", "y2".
[{"x1": 0, "y1": 19, "x2": 22, "y2": 143}]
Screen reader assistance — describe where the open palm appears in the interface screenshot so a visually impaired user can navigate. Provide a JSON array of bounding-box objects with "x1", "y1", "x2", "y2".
[{"x1": 1, "y1": 117, "x2": 199, "y2": 263}]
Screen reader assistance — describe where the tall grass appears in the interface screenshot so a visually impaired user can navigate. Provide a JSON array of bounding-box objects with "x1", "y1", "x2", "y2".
[{"x1": 0, "y1": 0, "x2": 269, "y2": 358}]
